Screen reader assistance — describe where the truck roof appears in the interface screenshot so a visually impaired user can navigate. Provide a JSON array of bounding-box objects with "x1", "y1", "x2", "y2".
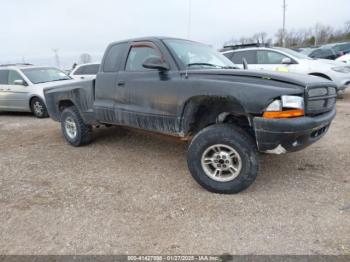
[{"x1": 108, "y1": 36, "x2": 196, "y2": 46}]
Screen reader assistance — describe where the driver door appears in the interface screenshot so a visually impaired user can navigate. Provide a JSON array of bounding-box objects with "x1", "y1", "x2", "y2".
[{"x1": 115, "y1": 42, "x2": 180, "y2": 134}]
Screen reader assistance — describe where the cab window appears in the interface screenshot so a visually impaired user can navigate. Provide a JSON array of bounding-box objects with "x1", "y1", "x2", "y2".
[
  {"x1": 103, "y1": 43, "x2": 128, "y2": 72},
  {"x1": 125, "y1": 45, "x2": 160, "y2": 71}
]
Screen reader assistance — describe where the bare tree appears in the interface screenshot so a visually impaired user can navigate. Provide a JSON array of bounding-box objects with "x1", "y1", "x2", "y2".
[
  {"x1": 79, "y1": 53, "x2": 92, "y2": 64},
  {"x1": 224, "y1": 21, "x2": 349, "y2": 49},
  {"x1": 314, "y1": 23, "x2": 334, "y2": 45},
  {"x1": 252, "y1": 32, "x2": 268, "y2": 44},
  {"x1": 345, "y1": 21, "x2": 350, "y2": 34},
  {"x1": 275, "y1": 29, "x2": 284, "y2": 46}
]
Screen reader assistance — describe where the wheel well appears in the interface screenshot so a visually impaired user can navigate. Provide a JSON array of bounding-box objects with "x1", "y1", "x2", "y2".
[
  {"x1": 58, "y1": 100, "x2": 75, "y2": 112},
  {"x1": 182, "y1": 96, "x2": 252, "y2": 136},
  {"x1": 309, "y1": 73, "x2": 332, "y2": 81}
]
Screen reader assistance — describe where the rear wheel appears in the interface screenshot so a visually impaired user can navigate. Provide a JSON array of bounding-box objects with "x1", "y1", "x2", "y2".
[
  {"x1": 60, "y1": 106, "x2": 92, "y2": 146},
  {"x1": 187, "y1": 124, "x2": 259, "y2": 194},
  {"x1": 30, "y1": 97, "x2": 48, "y2": 118}
]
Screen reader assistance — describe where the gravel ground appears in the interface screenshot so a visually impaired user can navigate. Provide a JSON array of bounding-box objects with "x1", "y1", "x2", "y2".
[{"x1": 0, "y1": 90, "x2": 350, "y2": 255}]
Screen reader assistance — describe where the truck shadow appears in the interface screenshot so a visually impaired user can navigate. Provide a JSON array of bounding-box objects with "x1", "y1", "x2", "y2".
[
  {"x1": 91, "y1": 125, "x2": 316, "y2": 193},
  {"x1": 0, "y1": 112, "x2": 33, "y2": 117}
]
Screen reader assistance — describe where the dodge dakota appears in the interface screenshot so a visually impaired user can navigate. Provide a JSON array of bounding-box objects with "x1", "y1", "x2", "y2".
[{"x1": 44, "y1": 37, "x2": 337, "y2": 194}]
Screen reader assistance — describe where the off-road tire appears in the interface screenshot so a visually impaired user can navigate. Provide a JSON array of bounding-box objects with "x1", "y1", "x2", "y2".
[
  {"x1": 60, "y1": 106, "x2": 92, "y2": 146},
  {"x1": 187, "y1": 124, "x2": 259, "y2": 194},
  {"x1": 30, "y1": 97, "x2": 49, "y2": 118}
]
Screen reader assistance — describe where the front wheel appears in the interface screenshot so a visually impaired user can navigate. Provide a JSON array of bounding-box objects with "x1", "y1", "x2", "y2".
[
  {"x1": 60, "y1": 106, "x2": 92, "y2": 146},
  {"x1": 187, "y1": 124, "x2": 259, "y2": 194},
  {"x1": 30, "y1": 97, "x2": 48, "y2": 118}
]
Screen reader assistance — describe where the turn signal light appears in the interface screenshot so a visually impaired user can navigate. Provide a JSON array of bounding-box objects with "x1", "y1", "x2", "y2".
[{"x1": 263, "y1": 109, "x2": 305, "y2": 119}]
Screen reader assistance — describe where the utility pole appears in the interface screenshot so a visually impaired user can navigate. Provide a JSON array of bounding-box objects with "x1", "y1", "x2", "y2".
[
  {"x1": 187, "y1": 0, "x2": 192, "y2": 39},
  {"x1": 52, "y1": 48, "x2": 60, "y2": 68},
  {"x1": 282, "y1": 0, "x2": 287, "y2": 47}
]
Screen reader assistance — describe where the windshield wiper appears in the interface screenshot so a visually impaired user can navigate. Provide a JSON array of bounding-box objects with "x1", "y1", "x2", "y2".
[
  {"x1": 222, "y1": 66, "x2": 239, "y2": 69},
  {"x1": 34, "y1": 80, "x2": 51, "y2": 84},
  {"x1": 51, "y1": 78, "x2": 70, "y2": 82},
  {"x1": 187, "y1": 63, "x2": 224, "y2": 68},
  {"x1": 187, "y1": 63, "x2": 238, "y2": 69},
  {"x1": 34, "y1": 78, "x2": 70, "y2": 84}
]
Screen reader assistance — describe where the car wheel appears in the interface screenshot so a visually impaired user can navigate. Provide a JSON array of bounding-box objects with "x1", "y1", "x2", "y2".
[
  {"x1": 30, "y1": 97, "x2": 48, "y2": 118},
  {"x1": 336, "y1": 90, "x2": 344, "y2": 99},
  {"x1": 187, "y1": 124, "x2": 259, "y2": 194},
  {"x1": 60, "y1": 106, "x2": 92, "y2": 146}
]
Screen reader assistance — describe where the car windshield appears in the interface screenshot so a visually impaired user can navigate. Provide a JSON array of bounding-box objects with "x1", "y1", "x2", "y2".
[
  {"x1": 274, "y1": 47, "x2": 313, "y2": 60},
  {"x1": 21, "y1": 67, "x2": 71, "y2": 84},
  {"x1": 163, "y1": 39, "x2": 236, "y2": 69},
  {"x1": 299, "y1": 48, "x2": 314, "y2": 55}
]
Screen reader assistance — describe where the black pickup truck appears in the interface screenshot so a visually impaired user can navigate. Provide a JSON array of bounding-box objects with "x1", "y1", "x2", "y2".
[{"x1": 44, "y1": 37, "x2": 337, "y2": 194}]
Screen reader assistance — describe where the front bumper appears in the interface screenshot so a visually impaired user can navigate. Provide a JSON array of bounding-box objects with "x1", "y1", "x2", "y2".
[{"x1": 253, "y1": 108, "x2": 336, "y2": 154}]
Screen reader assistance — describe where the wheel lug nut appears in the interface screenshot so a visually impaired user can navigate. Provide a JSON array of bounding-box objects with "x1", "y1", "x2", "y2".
[
  {"x1": 217, "y1": 164, "x2": 221, "y2": 168},
  {"x1": 222, "y1": 156, "x2": 226, "y2": 159},
  {"x1": 223, "y1": 165, "x2": 226, "y2": 168},
  {"x1": 225, "y1": 160, "x2": 229, "y2": 164}
]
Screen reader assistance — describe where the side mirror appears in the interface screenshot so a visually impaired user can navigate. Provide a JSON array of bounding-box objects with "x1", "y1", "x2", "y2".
[
  {"x1": 14, "y1": 79, "x2": 26, "y2": 86},
  {"x1": 143, "y1": 56, "x2": 169, "y2": 71},
  {"x1": 281, "y1": 57, "x2": 293, "y2": 64}
]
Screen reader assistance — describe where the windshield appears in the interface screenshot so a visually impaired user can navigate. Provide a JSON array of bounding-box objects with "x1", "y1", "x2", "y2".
[
  {"x1": 163, "y1": 39, "x2": 236, "y2": 69},
  {"x1": 22, "y1": 67, "x2": 71, "y2": 84},
  {"x1": 274, "y1": 47, "x2": 313, "y2": 60},
  {"x1": 299, "y1": 48, "x2": 313, "y2": 55}
]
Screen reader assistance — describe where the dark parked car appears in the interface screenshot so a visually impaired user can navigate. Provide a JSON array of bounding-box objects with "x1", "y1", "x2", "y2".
[
  {"x1": 322, "y1": 42, "x2": 350, "y2": 56},
  {"x1": 300, "y1": 47, "x2": 339, "y2": 60},
  {"x1": 44, "y1": 37, "x2": 337, "y2": 194}
]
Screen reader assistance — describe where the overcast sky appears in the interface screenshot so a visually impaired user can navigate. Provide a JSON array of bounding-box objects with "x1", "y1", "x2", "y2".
[{"x1": 1, "y1": 0, "x2": 349, "y2": 68}]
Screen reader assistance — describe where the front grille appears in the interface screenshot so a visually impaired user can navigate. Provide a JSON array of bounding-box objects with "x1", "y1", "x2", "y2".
[{"x1": 305, "y1": 86, "x2": 337, "y2": 115}]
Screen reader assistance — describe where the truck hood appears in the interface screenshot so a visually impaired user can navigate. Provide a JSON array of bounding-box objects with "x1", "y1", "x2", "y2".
[{"x1": 185, "y1": 69, "x2": 334, "y2": 87}]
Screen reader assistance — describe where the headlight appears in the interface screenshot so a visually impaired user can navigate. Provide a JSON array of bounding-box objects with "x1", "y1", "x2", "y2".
[
  {"x1": 281, "y1": 95, "x2": 304, "y2": 109},
  {"x1": 263, "y1": 95, "x2": 304, "y2": 119},
  {"x1": 332, "y1": 66, "x2": 350, "y2": 73}
]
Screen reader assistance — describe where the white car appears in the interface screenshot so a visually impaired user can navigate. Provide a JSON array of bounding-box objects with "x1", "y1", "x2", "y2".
[
  {"x1": 221, "y1": 46, "x2": 350, "y2": 92},
  {"x1": 69, "y1": 63, "x2": 100, "y2": 80},
  {"x1": 336, "y1": 54, "x2": 350, "y2": 64},
  {"x1": 0, "y1": 64, "x2": 74, "y2": 118}
]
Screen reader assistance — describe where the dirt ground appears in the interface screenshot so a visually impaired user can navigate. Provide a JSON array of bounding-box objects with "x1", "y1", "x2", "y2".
[{"x1": 0, "y1": 91, "x2": 350, "y2": 255}]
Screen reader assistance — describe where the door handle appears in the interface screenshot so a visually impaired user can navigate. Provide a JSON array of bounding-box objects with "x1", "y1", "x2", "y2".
[{"x1": 117, "y1": 81, "x2": 125, "y2": 87}]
